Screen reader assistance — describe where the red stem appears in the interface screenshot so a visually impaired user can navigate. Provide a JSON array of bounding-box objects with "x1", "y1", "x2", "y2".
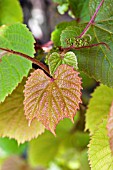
[
  {"x1": 60, "y1": 42, "x2": 110, "y2": 51},
  {"x1": 0, "y1": 48, "x2": 50, "y2": 75},
  {"x1": 78, "y1": 0, "x2": 104, "y2": 38}
]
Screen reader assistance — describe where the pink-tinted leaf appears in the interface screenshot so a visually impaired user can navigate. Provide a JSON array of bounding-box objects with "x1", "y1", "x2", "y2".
[
  {"x1": 24, "y1": 64, "x2": 82, "y2": 134},
  {"x1": 107, "y1": 102, "x2": 113, "y2": 153}
]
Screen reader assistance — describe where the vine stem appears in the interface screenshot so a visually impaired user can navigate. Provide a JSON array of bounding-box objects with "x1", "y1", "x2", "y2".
[
  {"x1": 78, "y1": 0, "x2": 104, "y2": 38},
  {"x1": 0, "y1": 48, "x2": 50, "y2": 75},
  {"x1": 60, "y1": 42, "x2": 110, "y2": 51},
  {"x1": 35, "y1": 41, "x2": 53, "y2": 52}
]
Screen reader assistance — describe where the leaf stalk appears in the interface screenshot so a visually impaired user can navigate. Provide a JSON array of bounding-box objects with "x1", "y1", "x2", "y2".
[
  {"x1": 78, "y1": 0, "x2": 104, "y2": 38},
  {"x1": 0, "y1": 48, "x2": 50, "y2": 75}
]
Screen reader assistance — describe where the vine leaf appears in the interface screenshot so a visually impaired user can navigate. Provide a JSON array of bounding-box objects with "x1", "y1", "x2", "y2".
[
  {"x1": 60, "y1": 25, "x2": 86, "y2": 48},
  {"x1": 85, "y1": 85, "x2": 113, "y2": 134},
  {"x1": 53, "y1": 0, "x2": 113, "y2": 87},
  {"x1": 51, "y1": 21, "x2": 77, "y2": 46},
  {"x1": 0, "y1": 23, "x2": 35, "y2": 102},
  {"x1": 24, "y1": 64, "x2": 82, "y2": 134},
  {"x1": 107, "y1": 102, "x2": 113, "y2": 154},
  {"x1": 76, "y1": 0, "x2": 113, "y2": 87},
  {"x1": 88, "y1": 119, "x2": 113, "y2": 170},
  {"x1": 0, "y1": 0, "x2": 23, "y2": 26},
  {"x1": 0, "y1": 78, "x2": 45, "y2": 144},
  {"x1": 48, "y1": 51, "x2": 78, "y2": 76}
]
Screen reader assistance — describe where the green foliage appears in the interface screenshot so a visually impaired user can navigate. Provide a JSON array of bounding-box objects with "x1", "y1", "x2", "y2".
[
  {"x1": 28, "y1": 131, "x2": 59, "y2": 167},
  {"x1": 80, "y1": 72, "x2": 96, "y2": 89},
  {"x1": 52, "y1": 0, "x2": 67, "y2": 4},
  {"x1": 48, "y1": 51, "x2": 78, "y2": 75},
  {"x1": 56, "y1": 149, "x2": 90, "y2": 170},
  {"x1": 0, "y1": 23, "x2": 35, "y2": 102},
  {"x1": 28, "y1": 118, "x2": 74, "y2": 167},
  {"x1": 0, "y1": 0, "x2": 23, "y2": 25},
  {"x1": 0, "y1": 78, "x2": 45, "y2": 144},
  {"x1": 52, "y1": 0, "x2": 113, "y2": 87},
  {"x1": 51, "y1": 21, "x2": 77, "y2": 46},
  {"x1": 85, "y1": 85, "x2": 113, "y2": 134},
  {"x1": 89, "y1": 119, "x2": 113, "y2": 170},
  {"x1": 60, "y1": 26, "x2": 89, "y2": 48},
  {"x1": 0, "y1": 137, "x2": 27, "y2": 156},
  {"x1": 68, "y1": 0, "x2": 90, "y2": 20},
  {"x1": 52, "y1": 0, "x2": 90, "y2": 20},
  {"x1": 57, "y1": 3, "x2": 69, "y2": 15},
  {"x1": 1, "y1": 0, "x2": 113, "y2": 169},
  {"x1": 28, "y1": 118, "x2": 89, "y2": 168}
]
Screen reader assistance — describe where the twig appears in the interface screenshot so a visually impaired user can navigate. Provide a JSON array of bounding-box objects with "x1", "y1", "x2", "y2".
[
  {"x1": 60, "y1": 42, "x2": 110, "y2": 51},
  {"x1": 35, "y1": 41, "x2": 53, "y2": 52},
  {"x1": 0, "y1": 48, "x2": 50, "y2": 75},
  {"x1": 78, "y1": 0, "x2": 104, "y2": 38}
]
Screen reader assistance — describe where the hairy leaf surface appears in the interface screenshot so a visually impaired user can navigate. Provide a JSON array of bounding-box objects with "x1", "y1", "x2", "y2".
[
  {"x1": 0, "y1": 78, "x2": 45, "y2": 144},
  {"x1": 0, "y1": 0, "x2": 23, "y2": 25},
  {"x1": 53, "y1": 0, "x2": 113, "y2": 87},
  {"x1": 85, "y1": 85, "x2": 113, "y2": 134},
  {"x1": 0, "y1": 23, "x2": 35, "y2": 102},
  {"x1": 107, "y1": 102, "x2": 113, "y2": 154},
  {"x1": 48, "y1": 51, "x2": 78, "y2": 75},
  {"x1": 89, "y1": 119, "x2": 113, "y2": 170},
  {"x1": 24, "y1": 65, "x2": 82, "y2": 134},
  {"x1": 76, "y1": 0, "x2": 113, "y2": 87}
]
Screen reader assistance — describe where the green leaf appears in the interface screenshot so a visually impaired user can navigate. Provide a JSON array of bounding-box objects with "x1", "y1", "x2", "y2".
[
  {"x1": 88, "y1": 119, "x2": 113, "y2": 170},
  {"x1": 0, "y1": 78, "x2": 45, "y2": 144},
  {"x1": 85, "y1": 85, "x2": 113, "y2": 134},
  {"x1": 70, "y1": 132, "x2": 89, "y2": 149},
  {"x1": 107, "y1": 102, "x2": 113, "y2": 154},
  {"x1": 48, "y1": 51, "x2": 78, "y2": 75},
  {"x1": 0, "y1": 0, "x2": 23, "y2": 25},
  {"x1": 80, "y1": 72, "x2": 96, "y2": 89},
  {"x1": 0, "y1": 23, "x2": 35, "y2": 102},
  {"x1": 28, "y1": 118, "x2": 79, "y2": 167},
  {"x1": 51, "y1": 21, "x2": 77, "y2": 46},
  {"x1": 52, "y1": 0, "x2": 68, "y2": 4},
  {"x1": 60, "y1": 25, "x2": 90, "y2": 48},
  {"x1": 24, "y1": 65, "x2": 82, "y2": 134},
  {"x1": 57, "y1": 3, "x2": 69, "y2": 15},
  {"x1": 28, "y1": 131, "x2": 59, "y2": 167},
  {"x1": 76, "y1": 0, "x2": 113, "y2": 87},
  {"x1": 68, "y1": 0, "x2": 90, "y2": 21},
  {"x1": 0, "y1": 137, "x2": 27, "y2": 156},
  {"x1": 59, "y1": 0, "x2": 113, "y2": 87},
  {"x1": 56, "y1": 148, "x2": 90, "y2": 170}
]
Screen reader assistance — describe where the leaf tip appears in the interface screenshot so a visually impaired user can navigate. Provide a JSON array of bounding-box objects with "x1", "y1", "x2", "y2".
[
  {"x1": 28, "y1": 119, "x2": 32, "y2": 127},
  {"x1": 70, "y1": 117, "x2": 74, "y2": 123},
  {"x1": 49, "y1": 128, "x2": 56, "y2": 136}
]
